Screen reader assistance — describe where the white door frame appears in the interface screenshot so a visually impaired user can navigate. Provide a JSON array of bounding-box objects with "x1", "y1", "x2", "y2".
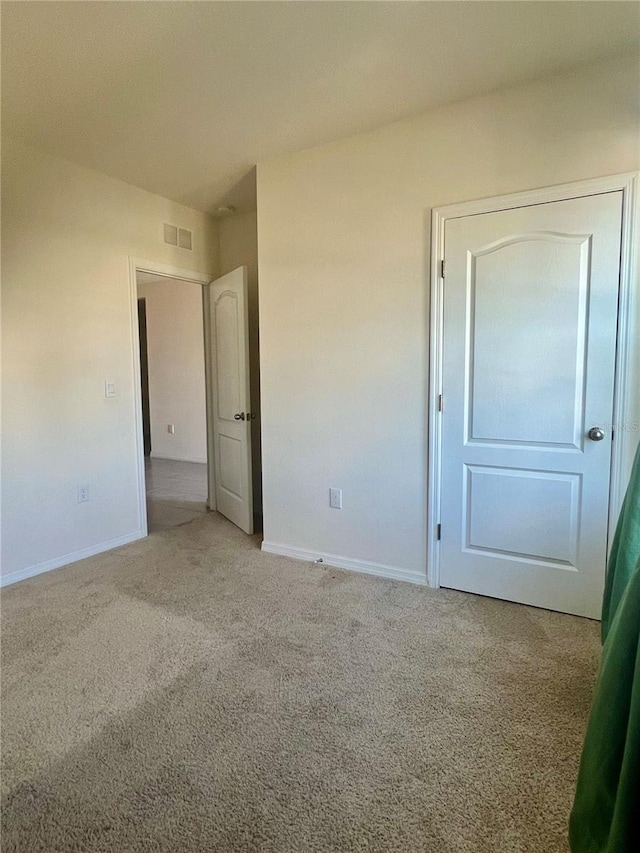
[
  {"x1": 128, "y1": 257, "x2": 214, "y2": 537},
  {"x1": 427, "y1": 173, "x2": 639, "y2": 588}
]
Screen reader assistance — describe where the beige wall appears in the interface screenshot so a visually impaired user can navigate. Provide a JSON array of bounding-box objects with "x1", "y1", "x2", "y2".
[
  {"x1": 137, "y1": 278, "x2": 207, "y2": 463},
  {"x1": 1, "y1": 138, "x2": 218, "y2": 580},
  {"x1": 218, "y1": 211, "x2": 262, "y2": 514},
  {"x1": 257, "y1": 53, "x2": 640, "y2": 577}
]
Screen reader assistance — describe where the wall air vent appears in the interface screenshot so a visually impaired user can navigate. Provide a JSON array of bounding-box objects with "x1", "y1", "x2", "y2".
[
  {"x1": 163, "y1": 223, "x2": 178, "y2": 246},
  {"x1": 162, "y1": 223, "x2": 192, "y2": 251},
  {"x1": 178, "y1": 228, "x2": 193, "y2": 251}
]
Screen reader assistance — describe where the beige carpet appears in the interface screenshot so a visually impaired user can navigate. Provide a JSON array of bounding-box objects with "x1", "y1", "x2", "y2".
[{"x1": 1, "y1": 512, "x2": 600, "y2": 852}]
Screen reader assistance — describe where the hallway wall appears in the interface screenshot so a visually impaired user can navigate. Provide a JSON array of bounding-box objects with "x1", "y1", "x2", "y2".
[{"x1": 138, "y1": 278, "x2": 207, "y2": 464}]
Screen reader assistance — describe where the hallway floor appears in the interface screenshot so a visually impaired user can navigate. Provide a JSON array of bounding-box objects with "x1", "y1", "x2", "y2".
[{"x1": 145, "y1": 457, "x2": 208, "y2": 532}]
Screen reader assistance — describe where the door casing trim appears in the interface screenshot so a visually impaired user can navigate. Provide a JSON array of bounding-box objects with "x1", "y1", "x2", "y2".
[
  {"x1": 427, "y1": 172, "x2": 639, "y2": 589},
  {"x1": 128, "y1": 258, "x2": 214, "y2": 538}
]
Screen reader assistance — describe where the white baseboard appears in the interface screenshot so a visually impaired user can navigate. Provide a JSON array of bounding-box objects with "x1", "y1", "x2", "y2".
[
  {"x1": 150, "y1": 454, "x2": 208, "y2": 464},
  {"x1": 0, "y1": 530, "x2": 146, "y2": 588},
  {"x1": 261, "y1": 541, "x2": 428, "y2": 586}
]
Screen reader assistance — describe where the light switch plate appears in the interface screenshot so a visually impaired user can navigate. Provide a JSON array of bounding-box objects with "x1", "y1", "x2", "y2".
[
  {"x1": 104, "y1": 381, "x2": 117, "y2": 398},
  {"x1": 330, "y1": 487, "x2": 342, "y2": 509}
]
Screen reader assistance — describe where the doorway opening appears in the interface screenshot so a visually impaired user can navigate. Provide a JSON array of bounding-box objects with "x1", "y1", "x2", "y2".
[
  {"x1": 136, "y1": 271, "x2": 209, "y2": 532},
  {"x1": 130, "y1": 258, "x2": 260, "y2": 540}
]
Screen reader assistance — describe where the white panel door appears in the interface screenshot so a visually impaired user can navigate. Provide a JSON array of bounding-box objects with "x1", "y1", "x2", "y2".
[
  {"x1": 440, "y1": 192, "x2": 623, "y2": 618},
  {"x1": 207, "y1": 267, "x2": 253, "y2": 534}
]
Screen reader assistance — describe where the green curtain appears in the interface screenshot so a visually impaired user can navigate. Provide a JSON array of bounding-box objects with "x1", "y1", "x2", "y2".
[
  {"x1": 569, "y1": 440, "x2": 640, "y2": 852},
  {"x1": 601, "y1": 442, "x2": 640, "y2": 643}
]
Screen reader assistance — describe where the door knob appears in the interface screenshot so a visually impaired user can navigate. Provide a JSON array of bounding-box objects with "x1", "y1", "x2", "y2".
[
  {"x1": 234, "y1": 413, "x2": 245, "y2": 421},
  {"x1": 588, "y1": 426, "x2": 605, "y2": 441}
]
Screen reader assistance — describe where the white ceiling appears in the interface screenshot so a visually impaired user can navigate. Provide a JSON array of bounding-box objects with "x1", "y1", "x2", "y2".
[{"x1": 2, "y1": 1, "x2": 638, "y2": 214}]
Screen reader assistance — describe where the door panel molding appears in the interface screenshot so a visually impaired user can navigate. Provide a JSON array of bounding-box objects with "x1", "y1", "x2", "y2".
[
  {"x1": 462, "y1": 463, "x2": 582, "y2": 569},
  {"x1": 427, "y1": 173, "x2": 638, "y2": 593},
  {"x1": 465, "y1": 235, "x2": 591, "y2": 449}
]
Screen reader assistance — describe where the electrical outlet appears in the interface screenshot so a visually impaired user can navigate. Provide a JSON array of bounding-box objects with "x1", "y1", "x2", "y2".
[
  {"x1": 329, "y1": 487, "x2": 342, "y2": 509},
  {"x1": 167, "y1": 424, "x2": 175, "y2": 434},
  {"x1": 77, "y1": 484, "x2": 90, "y2": 503}
]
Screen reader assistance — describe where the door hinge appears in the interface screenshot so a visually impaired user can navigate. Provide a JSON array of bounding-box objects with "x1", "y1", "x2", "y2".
[
  {"x1": 438, "y1": 394, "x2": 443, "y2": 412},
  {"x1": 440, "y1": 259, "x2": 445, "y2": 279},
  {"x1": 436, "y1": 523, "x2": 441, "y2": 541}
]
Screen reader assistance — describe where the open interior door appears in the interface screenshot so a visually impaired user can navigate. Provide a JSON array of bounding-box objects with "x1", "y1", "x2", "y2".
[{"x1": 205, "y1": 266, "x2": 253, "y2": 534}]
